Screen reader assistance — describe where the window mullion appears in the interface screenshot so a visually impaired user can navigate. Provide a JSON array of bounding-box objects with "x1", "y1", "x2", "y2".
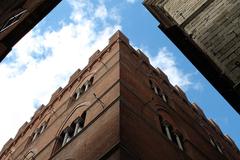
[
  {"x1": 175, "y1": 134, "x2": 184, "y2": 150},
  {"x1": 165, "y1": 125, "x2": 172, "y2": 141},
  {"x1": 62, "y1": 132, "x2": 69, "y2": 147}
]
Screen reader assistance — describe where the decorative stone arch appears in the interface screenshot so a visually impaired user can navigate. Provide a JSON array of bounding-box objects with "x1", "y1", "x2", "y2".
[
  {"x1": 56, "y1": 102, "x2": 90, "y2": 137},
  {"x1": 51, "y1": 102, "x2": 90, "y2": 155}
]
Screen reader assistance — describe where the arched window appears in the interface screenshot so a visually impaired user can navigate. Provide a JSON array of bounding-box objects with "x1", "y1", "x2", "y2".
[
  {"x1": 160, "y1": 121, "x2": 184, "y2": 150},
  {"x1": 74, "y1": 77, "x2": 94, "y2": 100},
  {"x1": 58, "y1": 111, "x2": 87, "y2": 148},
  {"x1": 209, "y1": 137, "x2": 216, "y2": 147},
  {"x1": 30, "y1": 121, "x2": 48, "y2": 142},
  {"x1": 149, "y1": 79, "x2": 168, "y2": 103},
  {"x1": 209, "y1": 137, "x2": 223, "y2": 154}
]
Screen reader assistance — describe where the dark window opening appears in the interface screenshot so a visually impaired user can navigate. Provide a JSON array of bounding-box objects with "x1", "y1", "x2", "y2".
[
  {"x1": 73, "y1": 92, "x2": 77, "y2": 100},
  {"x1": 161, "y1": 122, "x2": 168, "y2": 137},
  {"x1": 149, "y1": 80, "x2": 153, "y2": 89},
  {"x1": 57, "y1": 111, "x2": 87, "y2": 149},
  {"x1": 81, "y1": 111, "x2": 86, "y2": 125},
  {"x1": 160, "y1": 121, "x2": 184, "y2": 151},
  {"x1": 79, "y1": 85, "x2": 86, "y2": 95},
  {"x1": 89, "y1": 77, "x2": 94, "y2": 87},
  {"x1": 171, "y1": 132, "x2": 178, "y2": 145},
  {"x1": 156, "y1": 87, "x2": 161, "y2": 96}
]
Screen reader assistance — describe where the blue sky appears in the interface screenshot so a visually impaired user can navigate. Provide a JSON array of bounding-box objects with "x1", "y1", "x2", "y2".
[{"x1": 0, "y1": 0, "x2": 239, "y2": 150}]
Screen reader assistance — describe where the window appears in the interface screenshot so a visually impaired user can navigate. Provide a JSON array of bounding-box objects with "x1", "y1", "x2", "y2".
[
  {"x1": 74, "y1": 77, "x2": 94, "y2": 100},
  {"x1": 149, "y1": 79, "x2": 168, "y2": 103},
  {"x1": 31, "y1": 122, "x2": 47, "y2": 142},
  {"x1": 61, "y1": 127, "x2": 74, "y2": 147},
  {"x1": 31, "y1": 129, "x2": 40, "y2": 142},
  {"x1": 210, "y1": 137, "x2": 216, "y2": 147},
  {"x1": 161, "y1": 122, "x2": 184, "y2": 150},
  {"x1": 149, "y1": 80, "x2": 160, "y2": 95},
  {"x1": 59, "y1": 111, "x2": 87, "y2": 147},
  {"x1": 0, "y1": 10, "x2": 27, "y2": 32},
  {"x1": 161, "y1": 122, "x2": 172, "y2": 141},
  {"x1": 216, "y1": 144, "x2": 223, "y2": 154},
  {"x1": 155, "y1": 87, "x2": 161, "y2": 95},
  {"x1": 88, "y1": 77, "x2": 94, "y2": 88},
  {"x1": 162, "y1": 93, "x2": 168, "y2": 103},
  {"x1": 209, "y1": 137, "x2": 223, "y2": 154},
  {"x1": 174, "y1": 133, "x2": 184, "y2": 150},
  {"x1": 39, "y1": 122, "x2": 47, "y2": 134},
  {"x1": 79, "y1": 85, "x2": 86, "y2": 95}
]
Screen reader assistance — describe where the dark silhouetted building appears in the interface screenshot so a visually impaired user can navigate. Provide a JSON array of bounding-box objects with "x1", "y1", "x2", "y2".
[
  {"x1": 0, "y1": 31, "x2": 239, "y2": 160},
  {"x1": 143, "y1": 0, "x2": 240, "y2": 114},
  {"x1": 0, "y1": 0, "x2": 61, "y2": 62}
]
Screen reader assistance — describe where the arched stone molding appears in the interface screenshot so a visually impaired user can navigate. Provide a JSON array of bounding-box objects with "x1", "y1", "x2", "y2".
[{"x1": 55, "y1": 102, "x2": 90, "y2": 137}]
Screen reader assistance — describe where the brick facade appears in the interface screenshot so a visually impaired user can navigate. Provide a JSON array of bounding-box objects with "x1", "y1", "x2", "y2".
[
  {"x1": 144, "y1": 0, "x2": 240, "y2": 113},
  {"x1": 0, "y1": 31, "x2": 239, "y2": 160}
]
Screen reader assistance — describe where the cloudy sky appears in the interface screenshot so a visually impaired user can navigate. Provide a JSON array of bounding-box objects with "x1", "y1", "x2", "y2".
[{"x1": 0, "y1": 0, "x2": 239, "y2": 150}]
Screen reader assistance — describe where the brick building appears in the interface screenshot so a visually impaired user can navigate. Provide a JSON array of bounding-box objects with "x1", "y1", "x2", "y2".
[
  {"x1": 0, "y1": 31, "x2": 239, "y2": 160},
  {"x1": 0, "y1": 0, "x2": 61, "y2": 62},
  {"x1": 143, "y1": 0, "x2": 240, "y2": 114}
]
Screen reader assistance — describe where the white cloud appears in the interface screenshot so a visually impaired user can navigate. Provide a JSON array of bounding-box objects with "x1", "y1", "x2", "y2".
[
  {"x1": 150, "y1": 47, "x2": 191, "y2": 88},
  {"x1": 0, "y1": 0, "x2": 120, "y2": 150},
  {"x1": 143, "y1": 47, "x2": 202, "y2": 91},
  {"x1": 0, "y1": 0, "x2": 199, "y2": 151},
  {"x1": 126, "y1": 0, "x2": 137, "y2": 4},
  {"x1": 95, "y1": 3, "x2": 108, "y2": 20}
]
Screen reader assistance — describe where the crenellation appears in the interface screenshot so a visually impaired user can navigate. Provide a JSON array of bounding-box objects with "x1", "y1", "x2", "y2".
[
  {"x1": 68, "y1": 69, "x2": 81, "y2": 84},
  {"x1": 136, "y1": 49, "x2": 150, "y2": 64},
  {"x1": 156, "y1": 67, "x2": 170, "y2": 83},
  {"x1": 15, "y1": 122, "x2": 29, "y2": 138},
  {"x1": 50, "y1": 87, "x2": 63, "y2": 102},
  {"x1": 174, "y1": 85, "x2": 187, "y2": 100},
  {"x1": 88, "y1": 50, "x2": 100, "y2": 64},
  {"x1": 1, "y1": 30, "x2": 239, "y2": 159}
]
